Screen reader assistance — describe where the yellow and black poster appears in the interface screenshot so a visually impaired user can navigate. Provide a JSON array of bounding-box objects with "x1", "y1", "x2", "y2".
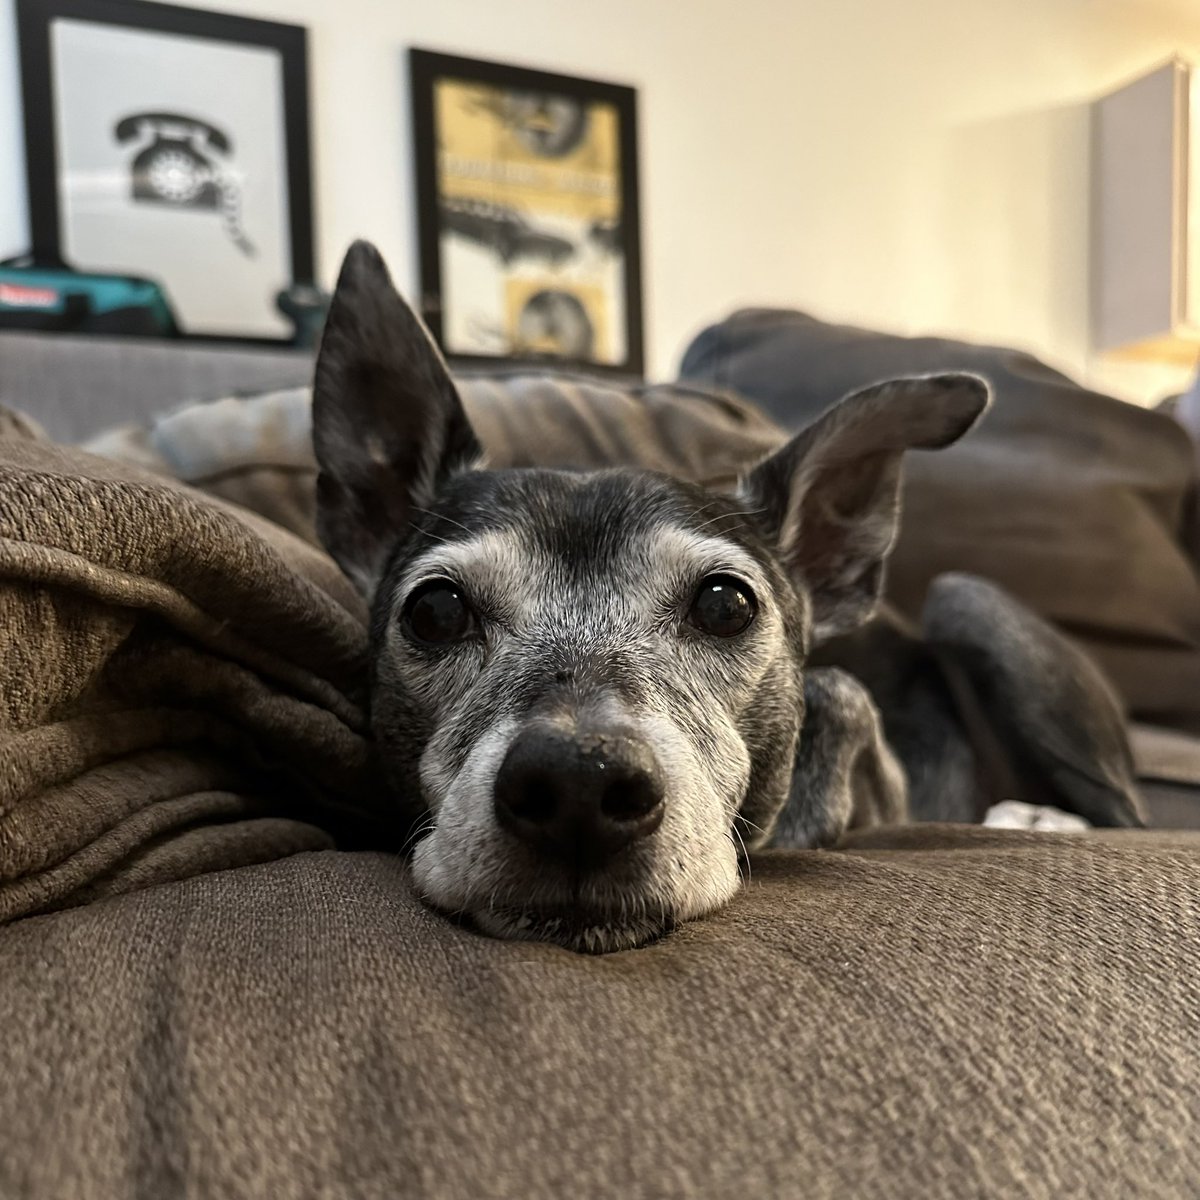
[{"x1": 413, "y1": 53, "x2": 641, "y2": 372}]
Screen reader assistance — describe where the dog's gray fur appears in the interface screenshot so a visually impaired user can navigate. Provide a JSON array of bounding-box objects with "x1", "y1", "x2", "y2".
[{"x1": 312, "y1": 241, "x2": 1136, "y2": 954}]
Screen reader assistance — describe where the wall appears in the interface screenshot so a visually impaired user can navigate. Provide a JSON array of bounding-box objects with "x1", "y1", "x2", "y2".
[{"x1": 1, "y1": 0, "x2": 1199, "y2": 401}]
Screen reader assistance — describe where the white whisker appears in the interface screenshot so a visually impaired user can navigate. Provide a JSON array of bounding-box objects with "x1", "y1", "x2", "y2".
[
  {"x1": 413, "y1": 506, "x2": 474, "y2": 536},
  {"x1": 399, "y1": 814, "x2": 437, "y2": 856},
  {"x1": 407, "y1": 521, "x2": 451, "y2": 546},
  {"x1": 730, "y1": 822, "x2": 752, "y2": 885},
  {"x1": 693, "y1": 506, "x2": 765, "y2": 532}
]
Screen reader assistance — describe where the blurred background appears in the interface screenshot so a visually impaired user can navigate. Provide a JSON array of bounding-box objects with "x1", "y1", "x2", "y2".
[{"x1": 2, "y1": 0, "x2": 1199, "y2": 399}]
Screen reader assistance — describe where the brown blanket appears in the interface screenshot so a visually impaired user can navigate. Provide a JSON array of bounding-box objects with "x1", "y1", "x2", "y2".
[
  {"x1": 0, "y1": 431, "x2": 383, "y2": 923},
  {"x1": 1, "y1": 825, "x2": 1197, "y2": 1198}
]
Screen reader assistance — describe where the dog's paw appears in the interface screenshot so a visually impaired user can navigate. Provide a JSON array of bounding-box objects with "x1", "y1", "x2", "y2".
[
  {"x1": 769, "y1": 668, "x2": 908, "y2": 849},
  {"x1": 983, "y1": 800, "x2": 1091, "y2": 832}
]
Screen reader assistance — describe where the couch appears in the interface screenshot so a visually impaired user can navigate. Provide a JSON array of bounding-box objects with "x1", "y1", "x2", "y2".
[{"x1": 0, "y1": 324, "x2": 1198, "y2": 1198}]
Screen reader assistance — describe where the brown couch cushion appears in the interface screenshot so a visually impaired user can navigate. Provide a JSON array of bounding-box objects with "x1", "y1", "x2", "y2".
[
  {"x1": 681, "y1": 310, "x2": 1200, "y2": 734},
  {"x1": 1, "y1": 826, "x2": 1197, "y2": 1198},
  {"x1": 85, "y1": 375, "x2": 786, "y2": 548}
]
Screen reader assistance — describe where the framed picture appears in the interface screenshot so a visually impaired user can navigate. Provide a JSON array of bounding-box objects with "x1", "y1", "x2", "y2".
[
  {"x1": 410, "y1": 49, "x2": 644, "y2": 377},
  {"x1": 16, "y1": 0, "x2": 315, "y2": 343}
]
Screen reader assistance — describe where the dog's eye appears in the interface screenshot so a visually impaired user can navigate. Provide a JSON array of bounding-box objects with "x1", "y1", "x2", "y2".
[
  {"x1": 688, "y1": 575, "x2": 756, "y2": 637},
  {"x1": 403, "y1": 580, "x2": 475, "y2": 645}
]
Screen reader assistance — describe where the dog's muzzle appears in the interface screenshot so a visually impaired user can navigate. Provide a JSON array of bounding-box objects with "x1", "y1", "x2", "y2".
[{"x1": 493, "y1": 723, "x2": 665, "y2": 871}]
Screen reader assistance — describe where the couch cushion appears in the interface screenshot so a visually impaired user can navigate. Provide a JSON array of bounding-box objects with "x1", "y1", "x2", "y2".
[
  {"x1": 0, "y1": 329, "x2": 314, "y2": 444},
  {"x1": 1, "y1": 828, "x2": 1197, "y2": 1199},
  {"x1": 681, "y1": 310, "x2": 1200, "y2": 734},
  {"x1": 1131, "y1": 724, "x2": 1200, "y2": 828},
  {"x1": 84, "y1": 375, "x2": 787, "y2": 547}
]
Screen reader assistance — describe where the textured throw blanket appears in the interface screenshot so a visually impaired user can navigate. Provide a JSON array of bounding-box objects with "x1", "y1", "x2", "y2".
[{"x1": 0, "y1": 428, "x2": 383, "y2": 923}]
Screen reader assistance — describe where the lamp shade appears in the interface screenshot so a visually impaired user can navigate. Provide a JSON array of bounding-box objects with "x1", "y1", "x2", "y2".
[{"x1": 1092, "y1": 58, "x2": 1199, "y2": 363}]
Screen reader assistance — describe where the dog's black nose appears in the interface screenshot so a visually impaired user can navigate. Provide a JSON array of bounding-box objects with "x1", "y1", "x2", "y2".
[{"x1": 494, "y1": 727, "x2": 665, "y2": 869}]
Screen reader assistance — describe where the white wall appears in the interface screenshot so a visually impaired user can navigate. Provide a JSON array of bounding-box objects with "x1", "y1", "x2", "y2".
[{"x1": 2, "y1": 0, "x2": 1199, "y2": 402}]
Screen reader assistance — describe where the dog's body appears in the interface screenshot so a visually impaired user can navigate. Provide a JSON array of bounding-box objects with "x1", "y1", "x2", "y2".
[
  {"x1": 312, "y1": 241, "x2": 1143, "y2": 954},
  {"x1": 802, "y1": 578, "x2": 1146, "y2": 836}
]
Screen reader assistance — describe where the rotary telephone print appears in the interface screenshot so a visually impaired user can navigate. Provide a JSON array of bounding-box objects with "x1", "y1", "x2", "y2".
[{"x1": 114, "y1": 112, "x2": 256, "y2": 257}]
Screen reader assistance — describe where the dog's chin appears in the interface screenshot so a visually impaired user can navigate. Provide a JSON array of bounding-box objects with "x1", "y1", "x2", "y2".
[
  {"x1": 469, "y1": 904, "x2": 675, "y2": 954},
  {"x1": 411, "y1": 821, "x2": 742, "y2": 955}
]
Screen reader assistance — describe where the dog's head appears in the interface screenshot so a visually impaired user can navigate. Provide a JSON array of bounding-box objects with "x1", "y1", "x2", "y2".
[{"x1": 313, "y1": 242, "x2": 987, "y2": 952}]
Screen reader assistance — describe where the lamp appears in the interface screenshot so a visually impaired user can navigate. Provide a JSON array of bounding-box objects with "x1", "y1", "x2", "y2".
[{"x1": 1092, "y1": 57, "x2": 1199, "y2": 365}]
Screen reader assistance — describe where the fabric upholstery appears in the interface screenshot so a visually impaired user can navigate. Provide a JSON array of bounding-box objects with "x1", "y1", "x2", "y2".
[
  {"x1": 0, "y1": 337, "x2": 1198, "y2": 1199},
  {"x1": 83, "y1": 376, "x2": 785, "y2": 547},
  {"x1": 1, "y1": 828, "x2": 1197, "y2": 1199},
  {"x1": 0, "y1": 329, "x2": 313, "y2": 444}
]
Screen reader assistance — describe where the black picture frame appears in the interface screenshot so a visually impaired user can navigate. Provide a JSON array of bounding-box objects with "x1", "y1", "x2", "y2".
[
  {"x1": 410, "y1": 48, "x2": 644, "y2": 378},
  {"x1": 16, "y1": 0, "x2": 315, "y2": 345}
]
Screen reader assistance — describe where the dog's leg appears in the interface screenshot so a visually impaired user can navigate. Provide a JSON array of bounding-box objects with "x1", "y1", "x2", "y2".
[
  {"x1": 769, "y1": 668, "x2": 909, "y2": 849},
  {"x1": 922, "y1": 572, "x2": 1146, "y2": 828},
  {"x1": 811, "y1": 606, "x2": 986, "y2": 824}
]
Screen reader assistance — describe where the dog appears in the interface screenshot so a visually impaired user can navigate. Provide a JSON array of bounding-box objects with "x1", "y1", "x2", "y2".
[{"x1": 312, "y1": 241, "x2": 1142, "y2": 954}]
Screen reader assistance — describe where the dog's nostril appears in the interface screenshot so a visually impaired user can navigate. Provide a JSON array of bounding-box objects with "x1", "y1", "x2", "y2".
[{"x1": 601, "y1": 775, "x2": 661, "y2": 822}]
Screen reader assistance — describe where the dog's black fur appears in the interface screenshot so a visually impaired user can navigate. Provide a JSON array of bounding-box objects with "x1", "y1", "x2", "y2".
[{"x1": 799, "y1": 576, "x2": 1145, "y2": 834}]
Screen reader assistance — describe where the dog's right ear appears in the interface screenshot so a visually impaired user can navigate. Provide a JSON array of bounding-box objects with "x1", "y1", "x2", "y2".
[
  {"x1": 740, "y1": 373, "x2": 989, "y2": 644},
  {"x1": 312, "y1": 240, "x2": 481, "y2": 596}
]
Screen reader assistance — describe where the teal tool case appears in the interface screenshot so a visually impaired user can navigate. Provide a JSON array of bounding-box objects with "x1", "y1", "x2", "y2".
[{"x1": 0, "y1": 258, "x2": 179, "y2": 337}]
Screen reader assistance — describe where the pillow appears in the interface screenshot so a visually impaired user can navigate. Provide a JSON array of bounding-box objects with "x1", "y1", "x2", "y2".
[
  {"x1": 681, "y1": 309, "x2": 1200, "y2": 735},
  {"x1": 84, "y1": 373, "x2": 788, "y2": 547}
]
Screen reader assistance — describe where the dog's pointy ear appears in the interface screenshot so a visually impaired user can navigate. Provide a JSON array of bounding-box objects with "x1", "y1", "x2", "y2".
[
  {"x1": 312, "y1": 241, "x2": 481, "y2": 596},
  {"x1": 740, "y1": 373, "x2": 989, "y2": 643}
]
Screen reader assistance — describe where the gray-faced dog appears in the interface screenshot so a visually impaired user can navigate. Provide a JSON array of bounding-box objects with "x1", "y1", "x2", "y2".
[{"x1": 311, "y1": 242, "x2": 1124, "y2": 954}]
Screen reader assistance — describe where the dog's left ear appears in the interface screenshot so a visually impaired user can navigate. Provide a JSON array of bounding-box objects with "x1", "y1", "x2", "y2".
[
  {"x1": 740, "y1": 374, "x2": 989, "y2": 643},
  {"x1": 312, "y1": 240, "x2": 482, "y2": 596}
]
